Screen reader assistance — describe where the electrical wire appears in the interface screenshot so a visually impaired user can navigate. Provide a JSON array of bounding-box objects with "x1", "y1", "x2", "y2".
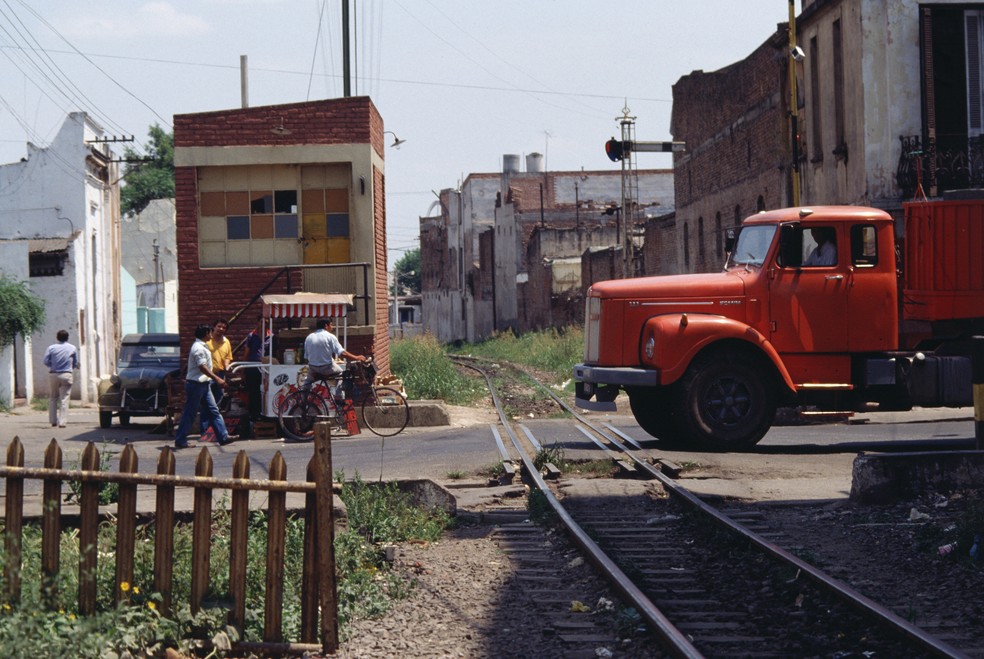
[{"x1": 306, "y1": 0, "x2": 328, "y2": 101}]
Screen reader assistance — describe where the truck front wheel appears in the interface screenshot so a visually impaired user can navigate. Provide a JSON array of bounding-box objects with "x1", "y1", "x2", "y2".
[
  {"x1": 676, "y1": 351, "x2": 775, "y2": 451},
  {"x1": 626, "y1": 387, "x2": 682, "y2": 445}
]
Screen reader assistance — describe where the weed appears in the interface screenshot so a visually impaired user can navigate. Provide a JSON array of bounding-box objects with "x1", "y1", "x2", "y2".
[
  {"x1": 569, "y1": 459, "x2": 616, "y2": 477},
  {"x1": 390, "y1": 334, "x2": 485, "y2": 404},
  {"x1": 30, "y1": 396, "x2": 47, "y2": 412},
  {"x1": 533, "y1": 444, "x2": 568, "y2": 472},
  {"x1": 65, "y1": 442, "x2": 119, "y2": 506},
  {"x1": 446, "y1": 470, "x2": 465, "y2": 480},
  {"x1": 527, "y1": 488, "x2": 553, "y2": 523},
  {"x1": 452, "y1": 326, "x2": 583, "y2": 384},
  {"x1": 479, "y1": 462, "x2": 506, "y2": 479}
]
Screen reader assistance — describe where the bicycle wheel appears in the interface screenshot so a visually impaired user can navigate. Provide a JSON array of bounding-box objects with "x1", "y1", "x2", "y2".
[
  {"x1": 360, "y1": 386, "x2": 410, "y2": 437},
  {"x1": 278, "y1": 390, "x2": 329, "y2": 442}
]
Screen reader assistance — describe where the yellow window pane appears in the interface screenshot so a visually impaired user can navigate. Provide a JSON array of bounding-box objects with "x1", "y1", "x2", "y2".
[
  {"x1": 303, "y1": 237, "x2": 328, "y2": 265},
  {"x1": 303, "y1": 213, "x2": 327, "y2": 239},
  {"x1": 224, "y1": 167, "x2": 249, "y2": 189},
  {"x1": 327, "y1": 237, "x2": 350, "y2": 263},
  {"x1": 198, "y1": 167, "x2": 225, "y2": 192}
]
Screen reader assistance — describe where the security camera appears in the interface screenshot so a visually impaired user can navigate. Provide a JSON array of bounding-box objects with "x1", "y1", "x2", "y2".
[{"x1": 790, "y1": 45, "x2": 805, "y2": 62}]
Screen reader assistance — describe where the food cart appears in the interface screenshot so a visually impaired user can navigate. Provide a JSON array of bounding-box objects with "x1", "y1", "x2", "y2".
[{"x1": 229, "y1": 292, "x2": 355, "y2": 423}]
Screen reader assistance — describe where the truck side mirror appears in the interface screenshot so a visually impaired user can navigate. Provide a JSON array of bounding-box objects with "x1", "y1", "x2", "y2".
[
  {"x1": 724, "y1": 228, "x2": 737, "y2": 253},
  {"x1": 778, "y1": 223, "x2": 803, "y2": 268}
]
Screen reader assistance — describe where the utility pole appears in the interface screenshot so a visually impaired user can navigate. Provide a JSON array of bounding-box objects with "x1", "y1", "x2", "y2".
[
  {"x1": 788, "y1": 0, "x2": 802, "y2": 206},
  {"x1": 605, "y1": 106, "x2": 685, "y2": 279},
  {"x1": 342, "y1": 0, "x2": 351, "y2": 97}
]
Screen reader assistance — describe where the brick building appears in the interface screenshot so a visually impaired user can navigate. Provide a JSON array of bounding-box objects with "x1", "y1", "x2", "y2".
[
  {"x1": 421, "y1": 154, "x2": 674, "y2": 342},
  {"x1": 173, "y1": 97, "x2": 391, "y2": 371}
]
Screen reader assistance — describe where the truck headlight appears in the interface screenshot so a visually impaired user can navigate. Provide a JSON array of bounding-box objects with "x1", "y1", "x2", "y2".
[
  {"x1": 645, "y1": 335, "x2": 655, "y2": 359},
  {"x1": 585, "y1": 296, "x2": 602, "y2": 362}
]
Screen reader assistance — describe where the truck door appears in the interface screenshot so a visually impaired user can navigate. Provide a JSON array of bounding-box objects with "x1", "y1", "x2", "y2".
[{"x1": 769, "y1": 225, "x2": 850, "y2": 354}]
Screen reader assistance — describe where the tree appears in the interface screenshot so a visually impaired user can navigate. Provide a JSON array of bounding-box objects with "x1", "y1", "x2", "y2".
[
  {"x1": 392, "y1": 248, "x2": 420, "y2": 295},
  {"x1": 120, "y1": 124, "x2": 174, "y2": 217},
  {"x1": 0, "y1": 276, "x2": 46, "y2": 349}
]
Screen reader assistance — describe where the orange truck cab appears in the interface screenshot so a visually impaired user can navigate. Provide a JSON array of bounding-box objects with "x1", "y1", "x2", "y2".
[{"x1": 574, "y1": 201, "x2": 984, "y2": 450}]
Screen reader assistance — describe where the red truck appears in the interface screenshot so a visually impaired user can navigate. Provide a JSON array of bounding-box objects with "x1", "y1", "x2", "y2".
[{"x1": 574, "y1": 199, "x2": 984, "y2": 450}]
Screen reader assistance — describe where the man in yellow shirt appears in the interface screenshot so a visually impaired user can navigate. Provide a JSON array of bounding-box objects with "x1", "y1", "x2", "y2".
[{"x1": 207, "y1": 319, "x2": 233, "y2": 403}]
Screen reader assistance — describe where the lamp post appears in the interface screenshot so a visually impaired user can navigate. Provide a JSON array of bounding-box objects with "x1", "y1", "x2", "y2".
[{"x1": 384, "y1": 131, "x2": 406, "y2": 149}]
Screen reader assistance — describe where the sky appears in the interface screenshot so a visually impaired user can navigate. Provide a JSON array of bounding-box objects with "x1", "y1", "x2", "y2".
[{"x1": 0, "y1": 1, "x2": 792, "y2": 265}]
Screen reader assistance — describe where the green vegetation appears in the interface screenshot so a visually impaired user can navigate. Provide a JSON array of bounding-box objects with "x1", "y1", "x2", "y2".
[
  {"x1": 389, "y1": 334, "x2": 485, "y2": 404},
  {"x1": 29, "y1": 396, "x2": 47, "y2": 412},
  {"x1": 0, "y1": 476, "x2": 451, "y2": 655},
  {"x1": 451, "y1": 326, "x2": 583, "y2": 384},
  {"x1": 392, "y1": 248, "x2": 421, "y2": 295},
  {"x1": 0, "y1": 276, "x2": 45, "y2": 350},
  {"x1": 120, "y1": 124, "x2": 174, "y2": 217}
]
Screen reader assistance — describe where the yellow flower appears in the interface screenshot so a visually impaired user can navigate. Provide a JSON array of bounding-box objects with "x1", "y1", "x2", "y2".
[
  {"x1": 147, "y1": 601, "x2": 156, "y2": 611},
  {"x1": 68, "y1": 613, "x2": 76, "y2": 620},
  {"x1": 120, "y1": 581, "x2": 130, "y2": 592},
  {"x1": 132, "y1": 586, "x2": 140, "y2": 595}
]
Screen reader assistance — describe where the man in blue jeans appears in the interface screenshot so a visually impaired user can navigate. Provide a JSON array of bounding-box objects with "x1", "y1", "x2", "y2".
[{"x1": 173, "y1": 324, "x2": 235, "y2": 448}]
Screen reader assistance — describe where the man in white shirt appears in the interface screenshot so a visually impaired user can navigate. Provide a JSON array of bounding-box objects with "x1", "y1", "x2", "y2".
[
  {"x1": 303, "y1": 318, "x2": 367, "y2": 388},
  {"x1": 804, "y1": 227, "x2": 837, "y2": 267},
  {"x1": 173, "y1": 324, "x2": 235, "y2": 448}
]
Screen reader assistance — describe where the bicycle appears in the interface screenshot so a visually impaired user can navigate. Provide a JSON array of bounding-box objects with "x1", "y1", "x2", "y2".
[{"x1": 277, "y1": 358, "x2": 409, "y2": 441}]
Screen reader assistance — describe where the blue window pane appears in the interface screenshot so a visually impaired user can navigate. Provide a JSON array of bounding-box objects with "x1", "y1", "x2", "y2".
[
  {"x1": 275, "y1": 214, "x2": 298, "y2": 238},
  {"x1": 327, "y1": 213, "x2": 349, "y2": 237},
  {"x1": 227, "y1": 216, "x2": 250, "y2": 240},
  {"x1": 275, "y1": 189, "x2": 298, "y2": 213}
]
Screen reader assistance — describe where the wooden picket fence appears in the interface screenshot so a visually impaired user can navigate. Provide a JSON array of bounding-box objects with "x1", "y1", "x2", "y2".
[{"x1": 0, "y1": 425, "x2": 340, "y2": 656}]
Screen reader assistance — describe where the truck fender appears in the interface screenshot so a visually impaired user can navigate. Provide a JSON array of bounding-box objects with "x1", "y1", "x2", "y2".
[{"x1": 641, "y1": 314, "x2": 796, "y2": 392}]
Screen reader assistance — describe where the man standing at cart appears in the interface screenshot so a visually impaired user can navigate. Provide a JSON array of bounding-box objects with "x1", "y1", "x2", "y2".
[
  {"x1": 303, "y1": 318, "x2": 367, "y2": 389},
  {"x1": 174, "y1": 323, "x2": 235, "y2": 448}
]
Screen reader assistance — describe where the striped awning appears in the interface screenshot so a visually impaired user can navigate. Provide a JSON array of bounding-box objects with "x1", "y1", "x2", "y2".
[{"x1": 261, "y1": 293, "x2": 354, "y2": 319}]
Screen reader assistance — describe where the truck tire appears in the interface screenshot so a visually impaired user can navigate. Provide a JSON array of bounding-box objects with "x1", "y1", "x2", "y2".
[
  {"x1": 676, "y1": 351, "x2": 775, "y2": 451},
  {"x1": 99, "y1": 410, "x2": 113, "y2": 429},
  {"x1": 119, "y1": 412, "x2": 131, "y2": 427},
  {"x1": 626, "y1": 387, "x2": 683, "y2": 446}
]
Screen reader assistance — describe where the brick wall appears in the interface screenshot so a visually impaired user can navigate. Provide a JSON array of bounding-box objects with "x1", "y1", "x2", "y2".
[
  {"x1": 174, "y1": 97, "x2": 387, "y2": 368},
  {"x1": 671, "y1": 35, "x2": 787, "y2": 273}
]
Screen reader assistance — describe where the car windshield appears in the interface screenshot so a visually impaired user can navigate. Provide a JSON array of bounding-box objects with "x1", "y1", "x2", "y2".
[
  {"x1": 119, "y1": 344, "x2": 180, "y2": 365},
  {"x1": 727, "y1": 225, "x2": 777, "y2": 268}
]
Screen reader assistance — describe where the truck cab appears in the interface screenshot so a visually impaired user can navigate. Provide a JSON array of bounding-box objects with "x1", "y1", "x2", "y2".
[{"x1": 574, "y1": 206, "x2": 909, "y2": 451}]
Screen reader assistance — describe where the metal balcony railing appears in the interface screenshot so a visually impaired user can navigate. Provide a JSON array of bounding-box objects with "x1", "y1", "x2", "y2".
[{"x1": 898, "y1": 134, "x2": 984, "y2": 198}]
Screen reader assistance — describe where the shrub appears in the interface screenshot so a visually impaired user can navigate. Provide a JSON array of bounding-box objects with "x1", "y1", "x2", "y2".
[{"x1": 390, "y1": 334, "x2": 484, "y2": 404}]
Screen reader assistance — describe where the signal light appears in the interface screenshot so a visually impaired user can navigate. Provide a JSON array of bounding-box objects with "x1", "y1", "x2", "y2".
[{"x1": 605, "y1": 138, "x2": 624, "y2": 162}]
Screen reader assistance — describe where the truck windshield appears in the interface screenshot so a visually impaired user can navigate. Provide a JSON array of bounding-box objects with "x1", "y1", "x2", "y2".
[
  {"x1": 119, "y1": 344, "x2": 180, "y2": 366},
  {"x1": 727, "y1": 225, "x2": 777, "y2": 268}
]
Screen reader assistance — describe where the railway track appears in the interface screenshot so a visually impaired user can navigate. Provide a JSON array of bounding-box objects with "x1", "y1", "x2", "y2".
[{"x1": 451, "y1": 355, "x2": 975, "y2": 658}]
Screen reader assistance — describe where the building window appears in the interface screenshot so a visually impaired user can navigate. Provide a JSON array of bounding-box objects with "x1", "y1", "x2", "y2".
[
  {"x1": 198, "y1": 164, "x2": 350, "y2": 267},
  {"x1": 832, "y1": 19, "x2": 847, "y2": 160},
  {"x1": 683, "y1": 222, "x2": 690, "y2": 269},
  {"x1": 809, "y1": 35, "x2": 823, "y2": 163},
  {"x1": 715, "y1": 212, "x2": 723, "y2": 258},
  {"x1": 29, "y1": 251, "x2": 67, "y2": 277}
]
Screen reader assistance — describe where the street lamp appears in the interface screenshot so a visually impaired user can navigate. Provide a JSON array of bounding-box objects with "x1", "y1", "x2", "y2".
[{"x1": 384, "y1": 131, "x2": 406, "y2": 149}]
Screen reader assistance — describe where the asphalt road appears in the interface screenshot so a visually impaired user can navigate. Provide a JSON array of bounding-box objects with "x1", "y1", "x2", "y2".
[{"x1": 0, "y1": 403, "x2": 975, "y2": 513}]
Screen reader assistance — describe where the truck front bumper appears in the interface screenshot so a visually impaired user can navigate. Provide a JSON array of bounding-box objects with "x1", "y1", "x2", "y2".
[{"x1": 572, "y1": 364, "x2": 661, "y2": 412}]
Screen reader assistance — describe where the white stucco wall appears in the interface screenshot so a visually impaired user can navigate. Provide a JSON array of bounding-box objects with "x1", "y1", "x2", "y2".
[{"x1": 0, "y1": 112, "x2": 121, "y2": 402}]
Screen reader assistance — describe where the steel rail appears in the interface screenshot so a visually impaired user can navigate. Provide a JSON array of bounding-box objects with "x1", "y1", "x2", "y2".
[
  {"x1": 461, "y1": 354, "x2": 969, "y2": 659},
  {"x1": 453, "y1": 357, "x2": 703, "y2": 658}
]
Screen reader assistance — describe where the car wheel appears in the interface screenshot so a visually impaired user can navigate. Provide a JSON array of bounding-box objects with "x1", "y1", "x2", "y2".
[
  {"x1": 119, "y1": 412, "x2": 131, "y2": 427},
  {"x1": 99, "y1": 410, "x2": 113, "y2": 429}
]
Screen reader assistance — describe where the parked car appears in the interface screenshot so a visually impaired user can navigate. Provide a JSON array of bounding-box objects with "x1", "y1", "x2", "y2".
[{"x1": 98, "y1": 333, "x2": 181, "y2": 428}]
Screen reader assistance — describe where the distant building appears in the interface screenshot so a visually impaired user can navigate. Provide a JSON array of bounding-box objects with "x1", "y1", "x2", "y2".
[
  {"x1": 121, "y1": 198, "x2": 178, "y2": 333},
  {"x1": 0, "y1": 112, "x2": 121, "y2": 405},
  {"x1": 422, "y1": 154, "x2": 674, "y2": 343}
]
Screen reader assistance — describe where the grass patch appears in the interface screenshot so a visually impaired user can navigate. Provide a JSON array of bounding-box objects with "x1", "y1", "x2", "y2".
[
  {"x1": 451, "y1": 326, "x2": 583, "y2": 385},
  {"x1": 390, "y1": 334, "x2": 486, "y2": 405},
  {"x1": 446, "y1": 470, "x2": 466, "y2": 480},
  {"x1": 0, "y1": 475, "x2": 452, "y2": 655},
  {"x1": 30, "y1": 396, "x2": 47, "y2": 412}
]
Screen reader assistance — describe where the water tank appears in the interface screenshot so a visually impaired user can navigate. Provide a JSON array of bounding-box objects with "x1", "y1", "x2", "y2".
[
  {"x1": 526, "y1": 152, "x2": 544, "y2": 173},
  {"x1": 503, "y1": 154, "x2": 520, "y2": 174}
]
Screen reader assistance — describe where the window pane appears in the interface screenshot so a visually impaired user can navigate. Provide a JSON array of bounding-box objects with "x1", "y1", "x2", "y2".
[
  {"x1": 251, "y1": 215, "x2": 274, "y2": 239},
  {"x1": 851, "y1": 225, "x2": 878, "y2": 267},
  {"x1": 250, "y1": 191, "x2": 273, "y2": 214},
  {"x1": 227, "y1": 215, "x2": 250, "y2": 240},
  {"x1": 327, "y1": 213, "x2": 349, "y2": 237},
  {"x1": 226, "y1": 191, "x2": 250, "y2": 214},
  {"x1": 275, "y1": 189, "x2": 298, "y2": 213},
  {"x1": 200, "y1": 191, "x2": 225, "y2": 216},
  {"x1": 326, "y1": 189, "x2": 348, "y2": 212},
  {"x1": 275, "y1": 214, "x2": 298, "y2": 238}
]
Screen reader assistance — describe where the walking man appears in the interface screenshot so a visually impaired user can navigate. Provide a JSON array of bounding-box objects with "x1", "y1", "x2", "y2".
[
  {"x1": 43, "y1": 329, "x2": 79, "y2": 427},
  {"x1": 173, "y1": 324, "x2": 235, "y2": 448}
]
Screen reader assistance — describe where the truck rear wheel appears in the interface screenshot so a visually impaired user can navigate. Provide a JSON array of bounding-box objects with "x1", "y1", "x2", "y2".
[
  {"x1": 627, "y1": 387, "x2": 682, "y2": 446},
  {"x1": 676, "y1": 351, "x2": 775, "y2": 451},
  {"x1": 99, "y1": 410, "x2": 113, "y2": 428}
]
